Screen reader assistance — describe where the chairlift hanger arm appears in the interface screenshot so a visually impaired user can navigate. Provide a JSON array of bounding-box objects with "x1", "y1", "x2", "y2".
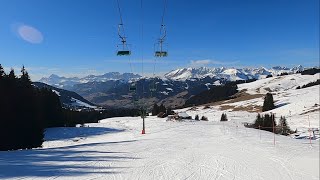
[
  {"x1": 159, "y1": 24, "x2": 166, "y2": 42},
  {"x1": 118, "y1": 24, "x2": 127, "y2": 44}
]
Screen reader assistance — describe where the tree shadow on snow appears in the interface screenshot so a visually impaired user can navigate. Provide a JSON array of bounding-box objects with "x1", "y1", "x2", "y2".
[
  {"x1": 0, "y1": 140, "x2": 138, "y2": 178},
  {"x1": 45, "y1": 127, "x2": 125, "y2": 141},
  {"x1": 275, "y1": 102, "x2": 290, "y2": 108}
]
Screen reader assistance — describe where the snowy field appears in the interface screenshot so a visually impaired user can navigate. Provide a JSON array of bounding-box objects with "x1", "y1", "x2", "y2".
[
  {"x1": 230, "y1": 73, "x2": 320, "y2": 136},
  {"x1": 0, "y1": 73, "x2": 319, "y2": 179},
  {"x1": 0, "y1": 115, "x2": 319, "y2": 180}
]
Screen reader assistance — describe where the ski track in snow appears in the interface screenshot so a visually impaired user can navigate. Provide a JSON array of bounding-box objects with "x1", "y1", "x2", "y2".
[{"x1": 0, "y1": 116, "x2": 319, "y2": 180}]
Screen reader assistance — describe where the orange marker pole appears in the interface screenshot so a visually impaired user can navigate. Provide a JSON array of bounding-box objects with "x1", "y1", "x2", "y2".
[{"x1": 141, "y1": 107, "x2": 145, "y2": 134}]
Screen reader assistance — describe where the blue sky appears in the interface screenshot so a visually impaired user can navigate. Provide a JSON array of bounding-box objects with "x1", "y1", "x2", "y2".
[{"x1": 0, "y1": 0, "x2": 319, "y2": 80}]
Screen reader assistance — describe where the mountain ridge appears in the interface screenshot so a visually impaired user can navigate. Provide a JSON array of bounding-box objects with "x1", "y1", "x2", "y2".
[
  {"x1": 39, "y1": 72, "x2": 141, "y2": 89},
  {"x1": 164, "y1": 65, "x2": 304, "y2": 81}
]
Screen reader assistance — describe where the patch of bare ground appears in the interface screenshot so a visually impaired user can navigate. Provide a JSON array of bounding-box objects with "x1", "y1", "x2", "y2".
[
  {"x1": 205, "y1": 89, "x2": 264, "y2": 112},
  {"x1": 220, "y1": 104, "x2": 262, "y2": 113}
]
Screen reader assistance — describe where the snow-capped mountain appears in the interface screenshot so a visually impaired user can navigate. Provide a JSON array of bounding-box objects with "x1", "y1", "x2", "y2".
[
  {"x1": 164, "y1": 66, "x2": 304, "y2": 81},
  {"x1": 39, "y1": 66, "x2": 305, "y2": 90},
  {"x1": 39, "y1": 72, "x2": 141, "y2": 89}
]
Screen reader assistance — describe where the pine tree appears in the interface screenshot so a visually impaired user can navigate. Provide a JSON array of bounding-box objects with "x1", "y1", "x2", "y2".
[
  {"x1": 262, "y1": 113, "x2": 276, "y2": 132},
  {"x1": 8, "y1": 68, "x2": 16, "y2": 80},
  {"x1": 152, "y1": 103, "x2": 159, "y2": 116},
  {"x1": 254, "y1": 113, "x2": 263, "y2": 128},
  {"x1": 262, "y1": 93, "x2": 275, "y2": 112},
  {"x1": 39, "y1": 88, "x2": 64, "y2": 127},
  {"x1": 159, "y1": 103, "x2": 166, "y2": 114},
  {"x1": 220, "y1": 113, "x2": 228, "y2": 121},
  {"x1": 201, "y1": 116, "x2": 208, "y2": 121},
  {"x1": 278, "y1": 116, "x2": 290, "y2": 135},
  {"x1": 20, "y1": 66, "x2": 32, "y2": 87},
  {"x1": 0, "y1": 64, "x2": 5, "y2": 78},
  {"x1": 167, "y1": 106, "x2": 173, "y2": 115},
  {"x1": 0, "y1": 64, "x2": 5, "y2": 97},
  {"x1": 0, "y1": 66, "x2": 46, "y2": 150}
]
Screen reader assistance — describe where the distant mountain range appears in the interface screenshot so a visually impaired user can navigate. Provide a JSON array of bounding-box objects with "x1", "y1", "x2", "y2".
[
  {"x1": 164, "y1": 65, "x2": 304, "y2": 81},
  {"x1": 39, "y1": 72, "x2": 141, "y2": 89},
  {"x1": 37, "y1": 65, "x2": 306, "y2": 108},
  {"x1": 39, "y1": 66, "x2": 304, "y2": 87}
]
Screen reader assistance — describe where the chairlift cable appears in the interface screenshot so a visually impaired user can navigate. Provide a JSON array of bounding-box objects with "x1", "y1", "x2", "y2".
[
  {"x1": 116, "y1": 0, "x2": 125, "y2": 40},
  {"x1": 141, "y1": 0, "x2": 144, "y2": 79},
  {"x1": 151, "y1": 0, "x2": 168, "y2": 96},
  {"x1": 116, "y1": 0, "x2": 131, "y2": 56},
  {"x1": 140, "y1": 0, "x2": 146, "y2": 134},
  {"x1": 160, "y1": 0, "x2": 167, "y2": 31},
  {"x1": 140, "y1": 0, "x2": 145, "y2": 101},
  {"x1": 116, "y1": 0, "x2": 124, "y2": 25},
  {"x1": 116, "y1": 0, "x2": 136, "y2": 101}
]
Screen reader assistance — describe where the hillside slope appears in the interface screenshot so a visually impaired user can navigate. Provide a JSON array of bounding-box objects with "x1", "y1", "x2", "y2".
[
  {"x1": 193, "y1": 73, "x2": 320, "y2": 132},
  {"x1": 33, "y1": 82, "x2": 96, "y2": 109}
]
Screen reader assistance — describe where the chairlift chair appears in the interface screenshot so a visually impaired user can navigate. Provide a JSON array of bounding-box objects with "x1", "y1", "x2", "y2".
[
  {"x1": 117, "y1": 23, "x2": 131, "y2": 56},
  {"x1": 129, "y1": 82, "x2": 137, "y2": 92},
  {"x1": 154, "y1": 24, "x2": 168, "y2": 57},
  {"x1": 154, "y1": 41, "x2": 168, "y2": 57},
  {"x1": 117, "y1": 50, "x2": 131, "y2": 56},
  {"x1": 155, "y1": 51, "x2": 167, "y2": 57},
  {"x1": 117, "y1": 43, "x2": 131, "y2": 56}
]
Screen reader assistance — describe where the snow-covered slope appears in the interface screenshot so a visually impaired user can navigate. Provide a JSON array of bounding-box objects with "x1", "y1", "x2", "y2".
[
  {"x1": 164, "y1": 65, "x2": 304, "y2": 81},
  {"x1": 237, "y1": 72, "x2": 319, "y2": 94},
  {"x1": 1, "y1": 73, "x2": 319, "y2": 179},
  {"x1": 0, "y1": 115, "x2": 318, "y2": 179},
  {"x1": 225, "y1": 73, "x2": 320, "y2": 131}
]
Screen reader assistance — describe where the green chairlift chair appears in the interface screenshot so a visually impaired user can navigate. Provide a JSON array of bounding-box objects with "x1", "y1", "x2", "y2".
[
  {"x1": 117, "y1": 50, "x2": 131, "y2": 56},
  {"x1": 155, "y1": 51, "x2": 168, "y2": 57}
]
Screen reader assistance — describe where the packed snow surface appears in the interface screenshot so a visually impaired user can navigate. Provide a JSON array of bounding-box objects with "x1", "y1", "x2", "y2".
[{"x1": 0, "y1": 115, "x2": 319, "y2": 179}]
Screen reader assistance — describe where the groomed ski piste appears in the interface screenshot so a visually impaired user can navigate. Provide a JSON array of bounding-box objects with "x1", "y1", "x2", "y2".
[{"x1": 0, "y1": 73, "x2": 319, "y2": 180}]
